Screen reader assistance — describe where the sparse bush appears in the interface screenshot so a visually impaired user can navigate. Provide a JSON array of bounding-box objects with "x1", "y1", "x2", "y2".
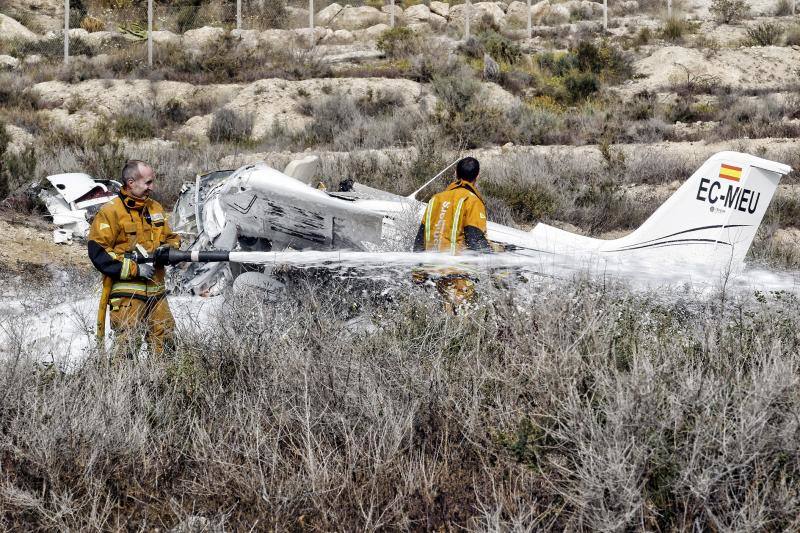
[
  {"x1": 482, "y1": 179, "x2": 558, "y2": 223},
  {"x1": 710, "y1": 0, "x2": 750, "y2": 24},
  {"x1": 356, "y1": 88, "x2": 404, "y2": 116},
  {"x1": 300, "y1": 94, "x2": 358, "y2": 145},
  {"x1": 712, "y1": 95, "x2": 800, "y2": 139},
  {"x1": 661, "y1": 16, "x2": 690, "y2": 41},
  {"x1": 377, "y1": 26, "x2": 420, "y2": 59},
  {"x1": 774, "y1": 0, "x2": 793, "y2": 16},
  {"x1": 785, "y1": 93, "x2": 800, "y2": 119},
  {"x1": 458, "y1": 36, "x2": 485, "y2": 60},
  {"x1": 564, "y1": 70, "x2": 600, "y2": 102},
  {"x1": 479, "y1": 30, "x2": 522, "y2": 65},
  {"x1": 626, "y1": 90, "x2": 658, "y2": 120},
  {"x1": 745, "y1": 21, "x2": 783, "y2": 45},
  {"x1": 786, "y1": 24, "x2": 800, "y2": 45},
  {"x1": 634, "y1": 26, "x2": 652, "y2": 46},
  {"x1": 79, "y1": 15, "x2": 105, "y2": 32},
  {"x1": 208, "y1": 108, "x2": 254, "y2": 143},
  {"x1": 115, "y1": 111, "x2": 156, "y2": 140},
  {"x1": 431, "y1": 71, "x2": 482, "y2": 113}
]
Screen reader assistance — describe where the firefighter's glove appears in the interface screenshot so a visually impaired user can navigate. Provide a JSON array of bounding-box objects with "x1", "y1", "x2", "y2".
[
  {"x1": 137, "y1": 262, "x2": 155, "y2": 280},
  {"x1": 154, "y1": 245, "x2": 172, "y2": 267}
]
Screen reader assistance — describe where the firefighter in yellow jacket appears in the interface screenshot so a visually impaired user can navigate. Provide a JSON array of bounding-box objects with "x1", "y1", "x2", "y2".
[
  {"x1": 88, "y1": 160, "x2": 181, "y2": 359},
  {"x1": 413, "y1": 157, "x2": 491, "y2": 312}
]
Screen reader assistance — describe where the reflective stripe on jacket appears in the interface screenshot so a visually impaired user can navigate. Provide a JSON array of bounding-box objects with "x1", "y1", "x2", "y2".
[
  {"x1": 87, "y1": 190, "x2": 181, "y2": 299},
  {"x1": 421, "y1": 180, "x2": 488, "y2": 255}
]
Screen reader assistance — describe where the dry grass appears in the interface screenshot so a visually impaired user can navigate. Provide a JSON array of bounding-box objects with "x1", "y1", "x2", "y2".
[{"x1": 2, "y1": 274, "x2": 800, "y2": 529}]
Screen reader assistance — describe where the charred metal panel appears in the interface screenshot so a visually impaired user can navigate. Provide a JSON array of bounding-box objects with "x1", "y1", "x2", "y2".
[{"x1": 221, "y1": 189, "x2": 383, "y2": 250}]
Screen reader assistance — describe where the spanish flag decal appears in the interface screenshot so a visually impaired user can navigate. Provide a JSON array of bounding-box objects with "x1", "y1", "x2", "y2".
[{"x1": 719, "y1": 163, "x2": 743, "y2": 182}]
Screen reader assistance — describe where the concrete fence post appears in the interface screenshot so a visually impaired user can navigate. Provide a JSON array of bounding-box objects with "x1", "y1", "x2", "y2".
[
  {"x1": 309, "y1": 0, "x2": 315, "y2": 47},
  {"x1": 390, "y1": 0, "x2": 395, "y2": 27},
  {"x1": 147, "y1": 0, "x2": 153, "y2": 67},
  {"x1": 668, "y1": 0, "x2": 672, "y2": 18},
  {"x1": 603, "y1": 0, "x2": 608, "y2": 31},
  {"x1": 465, "y1": 0, "x2": 471, "y2": 40},
  {"x1": 527, "y1": 0, "x2": 532, "y2": 38},
  {"x1": 237, "y1": 0, "x2": 242, "y2": 30},
  {"x1": 64, "y1": 0, "x2": 69, "y2": 65}
]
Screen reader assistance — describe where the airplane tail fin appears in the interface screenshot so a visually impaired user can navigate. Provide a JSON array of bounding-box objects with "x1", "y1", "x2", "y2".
[{"x1": 601, "y1": 151, "x2": 791, "y2": 270}]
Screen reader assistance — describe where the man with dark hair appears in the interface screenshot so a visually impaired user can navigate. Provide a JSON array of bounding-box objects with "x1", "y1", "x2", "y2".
[
  {"x1": 88, "y1": 160, "x2": 181, "y2": 359},
  {"x1": 413, "y1": 156, "x2": 491, "y2": 312}
]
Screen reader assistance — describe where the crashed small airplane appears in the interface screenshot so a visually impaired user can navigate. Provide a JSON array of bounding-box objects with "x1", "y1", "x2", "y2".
[
  {"x1": 166, "y1": 151, "x2": 791, "y2": 294},
  {"x1": 38, "y1": 173, "x2": 119, "y2": 243}
]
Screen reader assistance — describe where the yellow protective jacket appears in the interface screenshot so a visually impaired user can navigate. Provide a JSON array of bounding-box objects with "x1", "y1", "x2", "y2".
[
  {"x1": 87, "y1": 189, "x2": 180, "y2": 300},
  {"x1": 413, "y1": 180, "x2": 491, "y2": 254}
]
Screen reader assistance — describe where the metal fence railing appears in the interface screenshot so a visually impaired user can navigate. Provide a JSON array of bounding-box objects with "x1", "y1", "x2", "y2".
[{"x1": 2, "y1": 0, "x2": 738, "y2": 71}]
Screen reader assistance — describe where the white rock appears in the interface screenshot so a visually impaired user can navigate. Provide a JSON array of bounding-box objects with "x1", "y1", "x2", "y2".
[
  {"x1": 178, "y1": 115, "x2": 214, "y2": 140},
  {"x1": 404, "y1": 4, "x2": 432, "y2": 22},
  {"x1": 315, "y1": 3, "x2": 344, "y2": 26},
  {"x1": 24, "y1": 54, "x2": 42, "y2": 65},
  {"x1": 284, "y1": 155, "x2": 320, "y2": 185},
  {"x1": 293, "y1": 27, "x2": 330, "y2": 45},
  {"x1": 5, "y1": 0, "x2": 63, "y2": 32},
  {"x1": 0, "y1": 55, "x2": 20, "y2": 70},
  {"x1": 382, "y1": 4, "x2": 404, "y2": 20},
  {"x1": 230, "y1": 29, "x2": 261, "y2": 50},
  {"x1": 285, "y1": 6, "x2": 310, "y2": 26},
  {"x1": 4, "y1": 124, "x2": 34, "y2": 154},
  {"x1": 408, "y1": 22, "x2": 433, "y2": 33},
  {"x1": 330, "y1": 29, "x2": 355, "y2": 44},
  {"x1": 79, "y1": 30, "x2": 117, "y2": 49},
  {"x1": 353, "y1": 23, "x2": 391, "y2": 41},
  {"x1": 506, "y1": 1, "x2": 532, "y2": 25},
  {"x1": 429, "y1": 12, "x2": 448, "y2": 28},
  {"x1": 404, "y1": 4, "x2": 448, "y2": 28},
  {"x1": 331, "y1": 6, "x2": 389, "y2": 31},
  {"x1": 260, "y1": 29, "x2": 295, "y2": 48},
  {"x1": 151, "y1": 30, "x2": 180, "y2": 46},
  {"x1": 430, "y1": 1, "x2": 450, "y2": 18},
  {"x1": 481, "y1": 82, "x2": 517, "y2": 109},
  {"x1": 547, "y1": 4, "x2": 570, "y2": 23},
  {"x1": 183, "y1": 26, "x2": 225, "y2": 50},
  {"x1": 449, "y1": 2, "x2": 507, "y2": 29},
  {"x1": 616, "y1": 0, "x2": 638, "y2": 13},
  {"x1": 531, "y1": 0, "x2": 551, "y2": 21},
  {"x1": 66, "y1": 28, "x2": 89, "y2": 40},
  {"x1": 580, "y1": 0, "x2": 604, "y2": 17},
  {"x1": 0, "y1": 14, "x2": 38, "y2": 43}
]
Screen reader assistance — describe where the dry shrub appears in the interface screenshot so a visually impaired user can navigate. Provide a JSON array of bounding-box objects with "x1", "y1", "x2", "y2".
[
  {"x1": 745, "y1": 21, "x2": 783, "y2": 46},
  {"x1": 3, "y1": 275, "x2": 800, "y2": 529},
  {"x1": 79, "y1": 15, "x2": 106, "y2": 33},
  {"x1": 774, "y1": 0, "x2": 793, "y2": 16},
  {"x1": 295, "y1": 90, "x2": 419, "y2": 152},
  {"x1": 377, "y1": 26, "x2": 421, "y2": 59},
  {"x1": 710, "y1": 0, "x2": 750, "y2": 23},
  {"x1": 208, "y1": 108, "x2": 254, "y2": 143},
  {"x1": 787, "y1": 24, "x2": 800, "y2": 45}
]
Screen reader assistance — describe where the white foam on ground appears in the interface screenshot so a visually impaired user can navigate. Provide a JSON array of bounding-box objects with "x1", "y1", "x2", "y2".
[
  {"x1": 0, "y1": 295, "x2": 223, "y2": 369},
  {"x1": 2, "y1": 253, "x2": 799, "y2": 368}
]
